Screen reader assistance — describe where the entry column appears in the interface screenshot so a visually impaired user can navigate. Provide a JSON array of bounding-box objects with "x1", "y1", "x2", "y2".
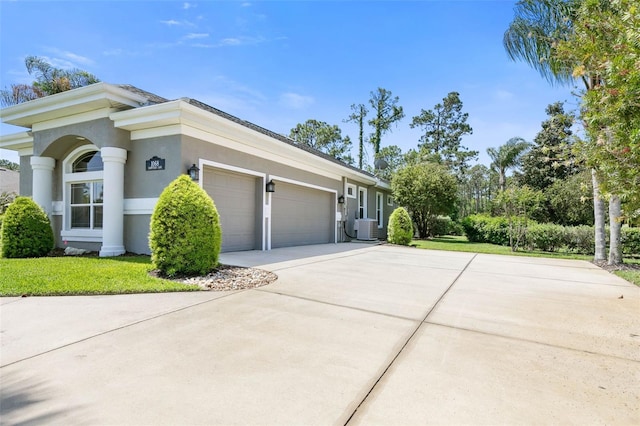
[
  {"x1": 99, "y1": 147, "x2": 127, "y2": 257},
  {"x1": 30, "y1": 156, "x2": 55, "y2": 216}
]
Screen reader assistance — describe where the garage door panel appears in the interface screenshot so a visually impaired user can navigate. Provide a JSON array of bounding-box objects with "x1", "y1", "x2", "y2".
[
  {"x1": 272, "y1": 182, "x2": 333, "y2": 248},
  {"x1": 203, "y1": 168, "x2": 258, "y2": 252}
]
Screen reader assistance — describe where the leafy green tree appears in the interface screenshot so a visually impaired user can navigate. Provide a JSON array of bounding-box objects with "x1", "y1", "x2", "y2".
[
  {"x1": 495, "y1": 185, "x2": 545, "y2": 251},
  {"x1": 0, "y1": 159, "x2": 19, "y2": 171},
  {"x1": 504, "y1": 0, "x2": 608, "y2": 262},
  {"x1": 290, "y1": 119, "x2": 354, "y2": 165},
  {"x1": 368, "y1": 88, "x2": 404, "y2": 155},
  {"x1": 1, "y1": 197, "x2": 54, "y2": 258},
  {"x1": 544, "y1": 170, "x2": 594, "y2": 226},
  {"x1": 487, "y1": 137, "x2": 531, "y2": 192},
  {"x1": 391, "y1": 162, "x2": 458, "y2": 238},
  {"x1": 387, "y1": 207, "x2": 414, "y2": 245},
  {"x1": 518, "y1": 102, "x2": 579, "y2": 190},
  {"x1": 150, "y1": 175, "x2": 221, "y2": 276},
  {"x1": 345, "y1": 103, "x2": 368, "y2": 169},
  {"x1": 410, "y1": 91, "x2": 477, "y2": 177},
  {"x1": 554, "y1": 0, "x2": 639, "y2": 265},
  {"x1": 366, "y1": 145, "x2": 405, "y2": 181},
  {"x1": 1, "y1": 56, "x2": 100, "y2": 106},
  {"x1": 463, "y1": 164, "x2": 494, "y2": 215}
]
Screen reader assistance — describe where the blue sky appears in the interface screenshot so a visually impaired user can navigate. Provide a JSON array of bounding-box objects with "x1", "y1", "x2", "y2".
[{"x1": 0, "y1": 0, "x2": 578, "y2": 168}]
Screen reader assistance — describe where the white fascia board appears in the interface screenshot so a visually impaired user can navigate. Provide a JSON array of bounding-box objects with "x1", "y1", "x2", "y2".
[
  {"x1": 113, "y1": 100, "x2": 378, "y2": 185},
  {"x1": 109, "y1": 100, "x2": 183, "y2": 130},
  {"x1": 0, "y1": 131, "x2": 34, "y2": 151},
  {"x1": 32, "y1": 108, "x2": 117, "y2": 132},
  {"x1": 0, "y1": 83, "x2": 147, "y2": 128}
]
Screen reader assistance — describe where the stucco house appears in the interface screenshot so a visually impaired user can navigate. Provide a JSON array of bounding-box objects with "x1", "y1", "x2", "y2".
[{"x1": 0, "y1": 83, "x2": 394, "y2": 256}]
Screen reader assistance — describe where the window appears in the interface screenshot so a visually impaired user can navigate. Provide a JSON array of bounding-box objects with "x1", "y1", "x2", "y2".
[
  {"x1": 73, "y1": 151, "x2": 104, "y2": 173},
  {"x1": 346, "y1": 183, "x2": 356, "y2": 198},
  {"x1": 62, "y1": 146, "x2": 104, "y2": 241},
  {"x1": 376, "y1": 192, "x2": 384, "y2": 228},
  {"x1": 358, "y1": 187, "x2": 367, "y2": 219},
  {"x1": 387, "y1": 195, "x2": 394, "y2": 206},
  {"x1": 70, "y1": 182, "x2": 103, "y2": 229}
]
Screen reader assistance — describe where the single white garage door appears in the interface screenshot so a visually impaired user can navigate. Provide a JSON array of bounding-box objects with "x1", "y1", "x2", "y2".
[
  {"x1": 271, "y1": 182, "x2": 333, "y2": 248},
  {"x1": 203, "y1": 167, "x2": 258, "y2": 252}
]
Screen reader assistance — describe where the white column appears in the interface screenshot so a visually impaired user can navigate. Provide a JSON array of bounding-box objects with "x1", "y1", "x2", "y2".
[
  {"x1": 99, "y1": 147, "x2": 127, "y2": 257},
  {"x1": 30, "y1": 156, "x2": 55, "y2": 216}
]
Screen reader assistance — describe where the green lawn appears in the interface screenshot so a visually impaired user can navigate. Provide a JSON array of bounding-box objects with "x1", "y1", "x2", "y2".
[
  {"x1": 410, "y1": 236, "x2": 640, "y2": 286},
  {"x1": 0, "y1": 255, "x2": 199, "y2": 296}
]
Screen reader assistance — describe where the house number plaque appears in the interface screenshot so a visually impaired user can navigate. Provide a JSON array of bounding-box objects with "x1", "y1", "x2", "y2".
[{"x1": 146, "y1": 156, "x2": 165, "y2": 171}]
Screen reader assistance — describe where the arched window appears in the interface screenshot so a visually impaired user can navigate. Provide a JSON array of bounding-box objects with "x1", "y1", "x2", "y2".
[
  {"x1": 62, "y1": 146, "x2": 104, "y2": 240},
  {"x1": 72, "y1": 151, "x2": 103, "y2": 173}
]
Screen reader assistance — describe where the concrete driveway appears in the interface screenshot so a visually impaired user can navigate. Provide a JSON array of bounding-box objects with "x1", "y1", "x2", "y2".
[{"x1": 1, "y1": 243, "x2": 638, "y2": 425}]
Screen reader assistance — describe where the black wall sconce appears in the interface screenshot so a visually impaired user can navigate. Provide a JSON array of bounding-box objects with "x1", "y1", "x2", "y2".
[
  {"x1": 338, "y1": 195, "x2": 345, "y2": 204},
  {"x1": 266, "y1": 179, "x2": 276, "y2": 193},
  {"x1": 188, "y1": 163, "x2": 200, "y2": 181}
]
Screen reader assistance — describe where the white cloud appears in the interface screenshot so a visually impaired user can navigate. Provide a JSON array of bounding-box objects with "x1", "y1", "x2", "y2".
[
  {"x1": 45, "y1": 48, "x2": 95, "y2": 66},
  {"x1": 160, "y1": 19, "x2": 181, "y2": 26},
  {"x1": 218, "y1": 36, "x2": 265, "y2": 47},
  {"x1": 183, "y1": 2, "x2": 195, "y2": 9},
  {"x1": 279, "y1": 92, "x2": 314, "y2": 110},
  {"x1": 185, "y1": 33, "x2": 209, "y2": 39}
]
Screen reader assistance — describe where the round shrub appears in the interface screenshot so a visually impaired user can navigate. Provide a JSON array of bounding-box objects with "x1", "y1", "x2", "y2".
[
  {"x1": 388, "y1": 207, "x2": 413, "y2": 245},
  {"x1": 1, "y1": 197, "x2": 54, "y2": 258},
  {"x1": 149, "y1": 175, "x2": 222, "y2": 276}
]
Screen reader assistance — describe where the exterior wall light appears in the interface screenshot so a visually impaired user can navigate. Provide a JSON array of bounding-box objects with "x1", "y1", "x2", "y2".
[
  {"x1": 338, "y1": 195, "x2": 345, "y2": 204},
  {"x1": 266, "y1": 179, "x2": 276, "y2": 193},
  {"x1": 188, "y1": 163, "x2": 200, "y2": 181}
]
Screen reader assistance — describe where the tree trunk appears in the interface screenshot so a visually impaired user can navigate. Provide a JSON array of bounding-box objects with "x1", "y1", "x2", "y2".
[
  {"x1": 608, "y1": 195, "x2": 622, "y2": 265},
  {"x1": 592, "y1": 169, "x2": 607, "y2": 262}
]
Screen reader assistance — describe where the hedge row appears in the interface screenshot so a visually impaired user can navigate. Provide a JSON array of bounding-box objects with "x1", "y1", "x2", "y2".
[{"x1": 461, "y1": 214, "x2": 640, "y2": 256}]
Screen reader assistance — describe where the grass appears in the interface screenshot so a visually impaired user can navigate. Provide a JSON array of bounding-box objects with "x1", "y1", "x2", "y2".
[
  {"x1": 411, "y1": 235, "x2": 640, "y2": 286},
  {"x1": 0, "y1": 255, "x2": 200, "y2": 296}
]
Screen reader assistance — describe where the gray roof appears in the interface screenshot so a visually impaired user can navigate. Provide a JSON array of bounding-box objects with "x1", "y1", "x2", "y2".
[{"x1": 117, "y1": 84, "x2": 382, "y2": 182}]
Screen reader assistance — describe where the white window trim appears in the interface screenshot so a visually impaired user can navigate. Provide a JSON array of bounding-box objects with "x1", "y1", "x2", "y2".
[
  {"x1": 358, "y1": 187, "x2": 367, "y2": 219},
  {"x1": 387, "y1": 195, "x2": 394, "y2": 206},
  {"x1": 376, "y1": 192, "x2": 384, "y2": 229},
  {"x1": 61, "y1": 144, "x2": 103, "y2": 242},
  {"x1": 346, "y1": 183, "x2": 357, "y2": 199}
]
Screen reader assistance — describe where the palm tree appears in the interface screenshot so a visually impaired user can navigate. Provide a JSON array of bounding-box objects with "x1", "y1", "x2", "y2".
[
  {"x1": 0, "y1": 56, "x2": 99, "y2": 107},
  {"x1": 487, "y1": 137, "x2": 531, "y2": 192},
  {"x1": 504, "y1": 0, "x2": 608, "y2": 263}
]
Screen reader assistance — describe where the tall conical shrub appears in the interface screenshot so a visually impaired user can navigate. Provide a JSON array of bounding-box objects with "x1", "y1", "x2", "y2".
[
  {"x1": 1, "y1": 197, "x2": 54, "y2": 258},
  {"x1": 388, "y1": 207, "x2": 413, "y2": 246},
  {"x1": 149, "y1": 175, "x2": 222, "y2": 276}
]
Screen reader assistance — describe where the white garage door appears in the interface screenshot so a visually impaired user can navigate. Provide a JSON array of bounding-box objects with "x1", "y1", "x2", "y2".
[
  {"x1": 203, "y1": 168, "x2": 258, "y2": 252},
  {"x1": 271, "y1": 182, "x2": 333, "y2": 248}
]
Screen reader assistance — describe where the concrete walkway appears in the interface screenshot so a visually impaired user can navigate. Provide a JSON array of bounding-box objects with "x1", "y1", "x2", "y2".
[{"x1": 1, "y1": 244, "x2": 638, "y2": 425}]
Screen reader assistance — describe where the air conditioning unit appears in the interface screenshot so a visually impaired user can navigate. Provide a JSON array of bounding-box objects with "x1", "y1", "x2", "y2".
[{"x1": 356, "y1": 218, "x2": 378, "y2": 241}]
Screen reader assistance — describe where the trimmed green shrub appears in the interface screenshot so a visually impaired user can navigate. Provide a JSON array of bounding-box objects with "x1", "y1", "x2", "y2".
[
  {"x1": 621, "y1": 227, "x2": 640, "y2": 257},
  {"x1": 565, "y1": 225, "x2": 595, "y2": 255},
  {"x1": 461, "y1": 215, "x2": 510, "y2": 245},
  {"x1": 388, "y1": 207, "x2": 413, "y2": 245},
  {"x1": 527, "y1": 223, "x2": 566, "y2": 252},
  {"x1": 1, "y1": 197, "x2": 54, "y2": 258},
  {"x1": 149, "y1": 175, "x2": 222, "y2": 276}
]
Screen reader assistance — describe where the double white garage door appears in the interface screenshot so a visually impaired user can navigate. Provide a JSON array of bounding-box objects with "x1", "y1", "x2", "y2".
[{"x1": 203, "y1": 167, "x2": 333, "y2": 252}]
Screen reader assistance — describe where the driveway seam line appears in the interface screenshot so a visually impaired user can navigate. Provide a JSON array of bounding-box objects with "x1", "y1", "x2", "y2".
[
  {"x1": 253, "y1": 288, "x2": 418, "y2": 322},
  {"x1": 342, "y1": 253, "x2": 478, "y2": 425},
  {"x1": 0, "y1": 291, "x2": 245, "y2": 369},
  {"x1": 424, "y1": 320, "x2": 640, "y2": 364}
]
